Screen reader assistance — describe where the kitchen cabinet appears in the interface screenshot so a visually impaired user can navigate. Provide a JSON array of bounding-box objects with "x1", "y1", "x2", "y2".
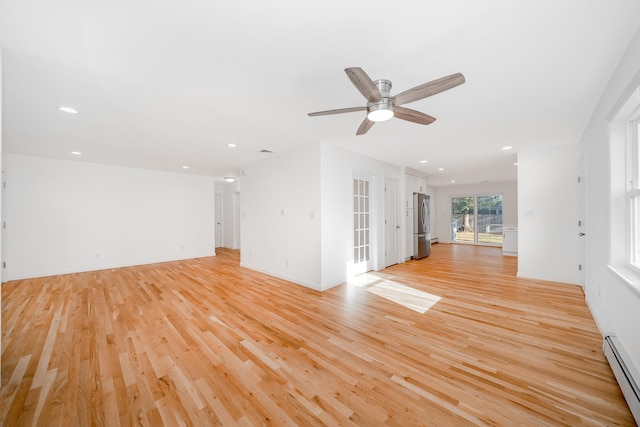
[
  {"x1": 503, "y1": 225, "x2": 518, "y2": 256},
  {"x1": 405, "y1": 174, "x2": 427, "y2": 208},
  {"x1": 405, "y1": 208, "x2": 414, "y2": 259}
]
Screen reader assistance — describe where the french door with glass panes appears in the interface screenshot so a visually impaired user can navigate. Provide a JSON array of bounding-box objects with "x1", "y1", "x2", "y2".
[
  {"x1": 354, "y1": 178, "x2": 371, "y2": 274},
  {"x1": 451, "y1": 194, "x2": 503, "y2": 245}
]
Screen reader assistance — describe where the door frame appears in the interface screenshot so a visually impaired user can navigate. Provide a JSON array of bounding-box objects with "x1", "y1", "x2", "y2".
[
  {"x1": 384, "y1": 177, "x2": 400, "y2": 267},
  {"x1": 450, "y1": 194, "x2": 504, "y2": 246},
  {"x1": 214, "y1": 193, "x2": 223, "y2": 248}
]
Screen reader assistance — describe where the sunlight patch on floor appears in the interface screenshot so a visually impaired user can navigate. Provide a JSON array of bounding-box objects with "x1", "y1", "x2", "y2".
[{"x1": 348, "y1": 273, "x2": 442, "y2": 314}]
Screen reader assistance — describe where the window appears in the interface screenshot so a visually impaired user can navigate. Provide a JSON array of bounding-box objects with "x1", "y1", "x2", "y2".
[
  {"x1": 629, "y1": 118, "x2": 640, "y2": 269},
  {"x1": 609, "y1": 84, "x2": 640, "y2": 290}
]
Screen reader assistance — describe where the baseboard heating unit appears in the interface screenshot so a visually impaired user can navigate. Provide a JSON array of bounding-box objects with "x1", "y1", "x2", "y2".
[{"x1": 603, "y1": 335, "x2": 640, "y2": 424}]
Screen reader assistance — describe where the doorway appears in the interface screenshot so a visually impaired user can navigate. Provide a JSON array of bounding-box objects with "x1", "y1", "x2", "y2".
[
  {"x1": 384, "y1": 178, "x2": 399, "y2": 267},
  {"x1": 577, "y1": 157, "x2": 586, "y2": 287},
  {"x1": 215, "y1": 193, "x2": 223, "y2": 248}
]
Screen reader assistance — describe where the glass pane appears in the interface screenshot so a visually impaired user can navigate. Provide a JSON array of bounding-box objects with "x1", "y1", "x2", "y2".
[
  {"x1": 354, "y1": 248, "x2": 359, "y2": 262},
  {"x1": 353, "y1": 179, "x2": 359, "y2": 194},
  {"x1": 365, "y1": 213, "x2": 369, "y2": 228},
  {"x1": 364, "y1": 180, "x2": 369, "y2": 196},
  {"x1": 354, "y1": 230, "x2": 359, "y2": 246},
  {"x1": 359, "y1": 181, "x2": 364, "y2": 195},
  {"x1": 451, "y1": 196, "x2": 475, "y2": 243},
  {"x1": 478, "y1": 195, "x2": 503, "y2": 245},
  {"x1": 365, "y1": 196, "x2": 369, "y2": 212},
  {"x1": 354, "y1": 214, "x2": 358, "y2": 230},
  {"x1": 360, "y1": 246, "x2": 365, "y2": 261},
  {"x1": 365, "y1": 246, "x2": 370, "y2": 261}
]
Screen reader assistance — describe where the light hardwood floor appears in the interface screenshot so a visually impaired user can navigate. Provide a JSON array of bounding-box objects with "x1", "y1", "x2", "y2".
[{"x1": 1, "y1": 244, "x2": 635, "y2": 426}]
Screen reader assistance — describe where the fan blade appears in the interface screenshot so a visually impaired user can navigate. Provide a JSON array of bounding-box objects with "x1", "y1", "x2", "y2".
[
  {"x1": 394, "y1": 106, "x2": 436, "y2": 125},
  {"x1": 345, "y1": 67, "x2": 382, "y2": 103},
  {"x1": 356, "y1": 117, "x2": 375, "y2": 135},
  {"x1": 308, "y1": 106, "x2": 366, "y2": 116},
  {"x1": 392, "y1": 73, "x2": 465, "y2": 106}
]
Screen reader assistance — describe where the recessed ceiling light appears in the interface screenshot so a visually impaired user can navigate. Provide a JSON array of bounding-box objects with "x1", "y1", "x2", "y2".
[
  {"x1": 450, "y1": 180, "x2": 456, "y2": 183},
  {"x1": 70, "y1": 151, "x2": 82, "y2": 155},
  {"x1": 513, "y1": 162, "x2": 519, "y2": 166},
  {"x1": 438, "y1": 168, "x2": 445, "y2": 171},
  {"x1": 502, "y1": 146, "x2": 513, "y2": 150},
  {"x1": 182, "y1": 166, "x2": 190, "y2": 169},
  {"x1": 419, "y1": 160, "x2": 427, "y2": 164},
  {"x1": 224, "y1": 176, "x2": 237, "y2": 183},
  {"x1": 58, "y1": 106, "x2": 79, "y2": 114},
  {"x1": 227, "y1": 143, "x2": 237, "y2": 148}
]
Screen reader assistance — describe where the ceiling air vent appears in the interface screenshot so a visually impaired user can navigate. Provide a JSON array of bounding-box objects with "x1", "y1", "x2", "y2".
[{"x1": 259, "y1": 149, "x2": 275, "y2": 154}]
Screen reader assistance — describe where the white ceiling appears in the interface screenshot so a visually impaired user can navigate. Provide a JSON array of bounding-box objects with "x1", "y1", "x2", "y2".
[{"x1": 2, "y1": 1, "x2": 639, "y2": 186}]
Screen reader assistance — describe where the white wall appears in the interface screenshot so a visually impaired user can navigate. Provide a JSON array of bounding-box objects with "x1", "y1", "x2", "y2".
[
  {"x1": 580, "y1": 27, "x2": 640, "y2": 372},
  {"x1": 240, "y1": 142, "x2": 403, "y2": 291},
  {"x1": 320, "y1": 143, "x2": 403, "y2": 290},
  {"x1": 240, "y1": 143, "x2": 322, "y2": 289},
  {"x1": 5, "y1": 154, "x2": 215, "y2": 280},
  {"x1": 517, "y1": 144, "x2": 579, "y2": 284},
  {"x1": 433, "y1": 180, "x2": 517, "y2": 244}
]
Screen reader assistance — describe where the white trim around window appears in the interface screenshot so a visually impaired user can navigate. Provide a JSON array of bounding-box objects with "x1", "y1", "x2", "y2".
[{"x1": 609, "y1": 85, "x2": 640, "y2": 298}]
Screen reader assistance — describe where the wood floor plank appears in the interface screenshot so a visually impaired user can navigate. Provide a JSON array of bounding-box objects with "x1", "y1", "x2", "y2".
[{"x1": 1, "y1": 244, "x2": 635, "y2": 426}]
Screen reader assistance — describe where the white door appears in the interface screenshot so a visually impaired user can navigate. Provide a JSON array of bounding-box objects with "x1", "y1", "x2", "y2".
[
  {"x1": 385, "y1": 178, "x2": 399, "y2": 267},
  {"x1": 577, "y1": 157, "x2": 586, "y2": 287},
  {"x1": 215, "y1": 193, "x2": 223, "y2": 248},
  {"x1": 233, "y1": 192, "x2": 241, "y2": 250}
]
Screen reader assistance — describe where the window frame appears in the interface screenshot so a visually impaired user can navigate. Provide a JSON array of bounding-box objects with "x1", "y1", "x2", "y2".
[
  {"x1": 450, "y1": 193, "x2": 504, "y2": 246},
  {"x1": 608, "y1": 85, "x2": 640, "y2": 298},
  {"x1": 627, "y1": 112, "x2": 640, "y2": 270}
]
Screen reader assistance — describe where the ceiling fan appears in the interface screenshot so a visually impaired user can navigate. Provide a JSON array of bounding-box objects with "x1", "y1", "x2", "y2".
[{"x1": 308, "y1": 67, "x2": 465, "y2": 135}]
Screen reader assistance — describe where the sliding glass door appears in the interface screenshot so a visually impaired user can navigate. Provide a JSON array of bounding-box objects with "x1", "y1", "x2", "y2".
[
  {"x1": 451, "y1": 195, "x2": 503, "y2": 245},
  {"x1": 451, "y1": 196, "x2": 475, "y2": 243}
]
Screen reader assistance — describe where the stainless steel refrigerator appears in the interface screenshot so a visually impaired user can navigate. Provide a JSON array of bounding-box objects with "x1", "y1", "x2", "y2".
[{"x1": 413, "y1": 193, "x2": 431, "y2": 259}]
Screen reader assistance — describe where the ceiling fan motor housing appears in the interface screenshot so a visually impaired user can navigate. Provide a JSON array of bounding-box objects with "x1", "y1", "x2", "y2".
[{"x1": 367, "y1": 79, "x2": 394, "y2": 121}]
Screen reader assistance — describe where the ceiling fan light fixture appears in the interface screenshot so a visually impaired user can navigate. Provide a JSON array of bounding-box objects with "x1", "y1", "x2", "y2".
[
  {"x1": 224, "y1": 176, "x2": 237, "y2": 183},
  {"x1": 367, "y1": 103, "x2": 394, "y2": 122}
]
